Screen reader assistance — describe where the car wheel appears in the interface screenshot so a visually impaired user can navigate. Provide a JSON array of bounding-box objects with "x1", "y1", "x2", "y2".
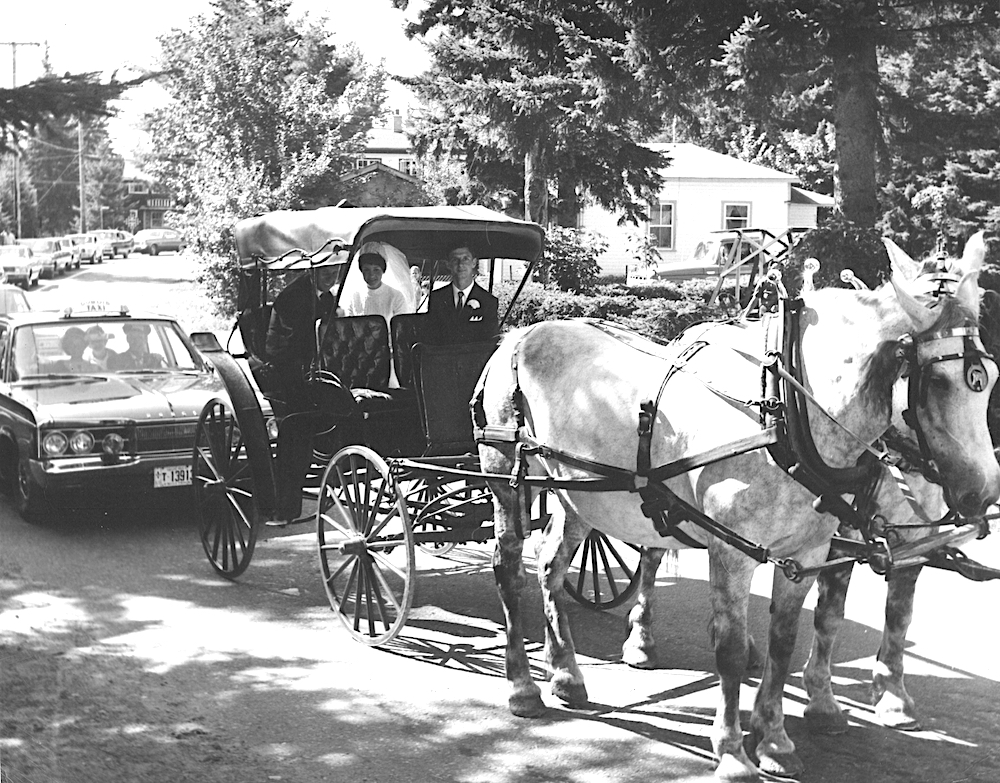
[
  {"x1": 150, "y1": 244, "x2": 160, "y2": 256},
  {"x1": 16, "y1": 456, "x2": 50, "y2": 523}
]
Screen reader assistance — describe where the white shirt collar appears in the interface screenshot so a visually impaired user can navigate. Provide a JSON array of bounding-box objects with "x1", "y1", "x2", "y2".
[{"x1": 452, "y1": 282, "x2": 474, "y2": 303}]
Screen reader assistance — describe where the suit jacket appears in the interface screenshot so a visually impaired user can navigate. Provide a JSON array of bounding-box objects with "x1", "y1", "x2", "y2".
[{"x1": 425, "y1": 282, "x2": 499, "y2": 345}]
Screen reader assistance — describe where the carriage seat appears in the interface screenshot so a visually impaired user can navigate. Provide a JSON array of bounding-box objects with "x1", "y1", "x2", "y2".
[
  {"x1": 391, "y1": 312, "x2": 428, "y2": 388},
  {"x1": 412, "y1": 340, "x2": 498, "y2": 456},
  {"x1": 318, "y1": 315, "x2": 411, "y2": 409}
]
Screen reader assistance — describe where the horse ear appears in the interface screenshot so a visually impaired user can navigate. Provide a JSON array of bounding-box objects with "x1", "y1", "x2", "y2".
[
  {"x1": 890, "y1": 274, "x2": 938, "y2": 332},
  {"x1": 952, "y1": 231, "x2": 987, "y2": 277},
  {"x1": 955, "y1": 271, "x2": 982, "y2": 319},
  {"x1": 883, "y1": 238, "x2": 919, "y2": 282}
]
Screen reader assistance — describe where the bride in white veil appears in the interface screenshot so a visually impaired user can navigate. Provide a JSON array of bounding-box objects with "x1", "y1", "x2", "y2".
[{"x1": 338, "y1": 241, "x2": 419, "y2": 314}]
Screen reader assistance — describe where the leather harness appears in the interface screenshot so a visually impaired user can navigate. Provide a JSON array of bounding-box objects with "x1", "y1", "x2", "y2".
[{"x1": 472, "y1": 298, "x2": 992, "y2": 580}]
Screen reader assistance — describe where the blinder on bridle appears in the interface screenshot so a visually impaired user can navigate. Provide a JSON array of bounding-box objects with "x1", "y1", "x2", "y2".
[{"x1": 897, "y1": 276, "x2": 994, "y2": 483}]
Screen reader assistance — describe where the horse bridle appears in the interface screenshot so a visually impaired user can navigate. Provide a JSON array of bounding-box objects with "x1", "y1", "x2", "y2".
[{"x1": 899, "y1": 324, "x2": 994, "y2": 486}]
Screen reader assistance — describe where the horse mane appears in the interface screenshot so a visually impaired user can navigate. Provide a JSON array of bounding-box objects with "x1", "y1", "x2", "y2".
[{"x1": 858, "y1": 295, "x2": 977, "y2": 412}]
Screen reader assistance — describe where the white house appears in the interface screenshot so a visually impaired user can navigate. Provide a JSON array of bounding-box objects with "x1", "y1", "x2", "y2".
[
  {"x1": 356, "y1": 111, "x2": 420, "y2": 177},
  {"x1": 578, "y1": 142, "x2": 834, "y2": 276}
]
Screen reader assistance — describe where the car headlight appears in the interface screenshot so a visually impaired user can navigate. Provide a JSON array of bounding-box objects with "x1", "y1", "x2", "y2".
[
  {"x1": 42, "y1": 431, "x2": 68, "y2": 456},
  {"x1": 69, "y1": 430, "x2": 95, "y2": 454},
  {"x1": 102, "y1": 433, "x2": 125, "y2": 456}
]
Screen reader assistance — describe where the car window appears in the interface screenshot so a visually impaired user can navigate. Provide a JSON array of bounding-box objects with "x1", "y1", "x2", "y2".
[
  {"x1": 10, "y1": 321, "x2": 199, "y2": 377},
  {"x1": 0, "y1": 325, "x2": 9, "y2": 380}
]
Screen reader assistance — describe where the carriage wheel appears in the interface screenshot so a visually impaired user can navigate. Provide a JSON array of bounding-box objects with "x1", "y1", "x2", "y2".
[
  {"x1": 193, "y1": 398, "x2": 260, "y2": 579},
  {"x1": 563, "y1": 530, "x2": 642, "y2": 610},
  {"x1": 317, "y1": 445, "x2": 415, "y2": 645}
]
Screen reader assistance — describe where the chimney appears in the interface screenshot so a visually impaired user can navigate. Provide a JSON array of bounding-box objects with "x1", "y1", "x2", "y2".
[{"x1": 393, "y1": 113, "x2": 403, "y2": 133}]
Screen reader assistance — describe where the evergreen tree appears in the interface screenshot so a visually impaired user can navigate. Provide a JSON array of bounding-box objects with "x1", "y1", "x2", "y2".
[
  {"x1": 396, "y1": 0, "x2": 665, "y2": 226},
  {"x1": 608, "y1": 0, "x2": 998, "y2": 230}
]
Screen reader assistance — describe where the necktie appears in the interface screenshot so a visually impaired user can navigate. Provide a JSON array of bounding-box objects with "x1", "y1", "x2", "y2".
[{"x1": 456, "y1": 291, "x2": 465, "y2": 311}]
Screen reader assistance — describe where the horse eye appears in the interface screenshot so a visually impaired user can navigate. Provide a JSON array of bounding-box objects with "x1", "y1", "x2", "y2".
[{"x1": 926, "y1": 372, "x2": 951, "y2": 391}]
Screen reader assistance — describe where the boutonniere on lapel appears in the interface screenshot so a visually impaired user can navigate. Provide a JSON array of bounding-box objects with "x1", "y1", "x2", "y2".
[
  {"x1": 466, "y1": 298, "x2": 483, "y2": 321},
  {"x1": 466, "y1": 299, "x2": 480, "y2": 310}
]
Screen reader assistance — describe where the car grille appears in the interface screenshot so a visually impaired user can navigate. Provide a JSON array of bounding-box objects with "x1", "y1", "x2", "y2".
[{"x1": 135, "y1": 421, "x2": 199, "y2": 453}]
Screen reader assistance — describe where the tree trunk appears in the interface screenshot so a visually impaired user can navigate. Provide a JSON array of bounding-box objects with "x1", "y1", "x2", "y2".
[
  {"x1": 524, "y1": 139, "x2": 548, "y2": 226},
  {"x1": 828, "y1": 10, "x2": 880, "y2": 228},
  {"x1": 554, "y1": 177, "x2": 578, "y2": 228}
]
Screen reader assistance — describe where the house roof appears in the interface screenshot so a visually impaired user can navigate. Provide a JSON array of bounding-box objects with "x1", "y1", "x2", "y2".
[
  {"x1": 339, "y1": 162, "x2": 423, "y2": 186},
  {"x1": 649, "y1": 142, "x2": 796, "y2": 181},
  {"x1": 790, "y1": 185, "x2": 835, "y2": 206},
  {"x1": 364, "y1": 124, "x2": 412, "y2": 154}
]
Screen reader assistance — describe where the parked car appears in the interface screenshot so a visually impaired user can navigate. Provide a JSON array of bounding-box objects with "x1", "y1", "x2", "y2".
[
  {"x1": 0, "y1": 284, "x2": 31, "y2": 314},
  {"x1": 87, "y1": 230, "x2": 118, "y2": 260},
  {"x1": 133, "y1": 228, "x2": 187, "y2": 256},
  {"x1": 0, "y1": 305, "x2": 274, "y2": 521},
  {"x1": 111, "y1": 230, "x2": 134, "y2": 258},
  {"x1": 18, "y1": 238, "x2": 72, "y2": 279},
  {"x1": 65, "y1": 233, "x2": 102, "y2": 264},
  {"x1": 0, "y1": 246, "x2": 38, "y2": 288}
]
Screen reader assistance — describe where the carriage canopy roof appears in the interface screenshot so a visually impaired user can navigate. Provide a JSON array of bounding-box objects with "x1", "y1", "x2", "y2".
[{"x1": 234, "y1": 205, "x2": 545, "y2": 270}]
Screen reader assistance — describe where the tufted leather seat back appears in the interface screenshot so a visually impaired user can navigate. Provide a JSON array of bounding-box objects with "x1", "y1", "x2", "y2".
[
  {"x1": 390, "y1": 313, "x2": 428, "y2": 388},
  {"x1": 319, "y1": 315, "x2": 391, "y2": 390}
]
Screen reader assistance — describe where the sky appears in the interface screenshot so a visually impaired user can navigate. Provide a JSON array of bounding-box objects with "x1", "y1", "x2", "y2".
[{"x1": 4, "y1": 0, "x2": 431, "y2": 158}]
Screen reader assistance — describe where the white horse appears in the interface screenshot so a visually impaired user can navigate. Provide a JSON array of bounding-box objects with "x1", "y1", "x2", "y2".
[{"x1": 476, "y1": 234, "x2": 999, "y2": 781}]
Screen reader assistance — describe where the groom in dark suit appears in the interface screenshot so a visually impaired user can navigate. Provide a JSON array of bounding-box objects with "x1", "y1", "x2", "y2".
[{"x1": 425, "y1": 244, "x2": 500, "y2": 345}]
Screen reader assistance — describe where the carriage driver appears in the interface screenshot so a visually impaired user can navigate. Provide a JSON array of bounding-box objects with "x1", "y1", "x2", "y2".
[
  {"x1": 264, "y1": 264, "x2": 341, "y2": 524},
  {"x1": 425, "y1": 244, "x2": 500, "y2": 345}
]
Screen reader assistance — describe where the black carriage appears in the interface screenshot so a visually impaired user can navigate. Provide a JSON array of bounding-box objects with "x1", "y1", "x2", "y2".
[{"x1": 189, "y1": 206, "x2": 641, "y2": 645}]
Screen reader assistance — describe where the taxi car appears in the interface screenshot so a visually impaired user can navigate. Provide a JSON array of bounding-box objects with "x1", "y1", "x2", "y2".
[
  {"x1": 0, "y1": 245, "x2": 41, "y2": 288},
  {"x1": 0, "y1": 305, "x2": 274, "y2": 520}
]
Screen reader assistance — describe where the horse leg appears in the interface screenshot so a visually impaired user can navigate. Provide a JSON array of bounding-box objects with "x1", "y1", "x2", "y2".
[
  {"x1": 802, "y1": 562, "x2": 854, "y2": 735},
  {"x1": 708, "y1": 547, "x2": 759, "y2": 782},
  {"x1": 536, "y1": 503, "x2": 589, "y2": 706},
  {"x1": 872, "y1": 565, "x2": 922, "y2": 730},
  {"x1": 485, "y1": 449, "x2": 545, "y2": 718},
  {"x1": 622, "y1": 547, "x2": 666, "y2": 668},
  {"x1": 749, "y1": 562, "x2": 821, "y2": 780}
]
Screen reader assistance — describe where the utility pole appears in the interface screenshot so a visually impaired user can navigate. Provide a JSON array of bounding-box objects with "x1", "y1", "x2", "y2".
[
  {"x1": 78, "y1": 120, "x2": 86, "y2": 233},
  {"x1": 2, "y1": 41, "x2": 43, "y2": 239}
]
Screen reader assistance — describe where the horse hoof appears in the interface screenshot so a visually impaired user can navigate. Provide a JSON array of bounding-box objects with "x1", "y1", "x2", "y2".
[
  {"x1": 877, "y1": 708, "x2": 922, "y2": 732},
  {"x1": 715, "y1": 751, "x2": 759, "y2": 782},
  {"x1": 756, "y1": 750, "x2": 803, "y2": 780},
  {"x1": 804, "y1": 709, "x2": 850, "y2": 735},
  {"x1": 621, "y1": 646, "x2": 658, "y2": 669},
  {"x1": 550, "y1": 675, "x2": 588, "y2": 707},
  {"x1": 509, "y1": 692, "x2": 546, "y2": 718}
]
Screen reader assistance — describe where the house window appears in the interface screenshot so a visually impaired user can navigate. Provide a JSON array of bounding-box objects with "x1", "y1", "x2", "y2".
[
  {"x1": 399, "y1": 158, "x2": 419, "y2": 177},
  {"x1": 648, "y1": 200, "x2": 675, "y2": 249},
  {"x1": 723, "y1": 203, "x2": 750, "y2": 230},
  {"x1": 356, "y1": 158, "x2": 382, "y2": 169},
  {"x1": 127, "y1": 182, "x2": 149, "y2": 194}
]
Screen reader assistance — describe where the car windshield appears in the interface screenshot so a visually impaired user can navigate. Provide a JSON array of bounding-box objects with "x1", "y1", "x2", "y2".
[
  {"x1": 0, "y1": 247, "x2": 24, "y2": 257},
  {"x1": 10, "y1": 320, "x2": 203, "y2": 379},
  {"x1": 29, "y1": 240, "x2": 57, "y2": 253}
]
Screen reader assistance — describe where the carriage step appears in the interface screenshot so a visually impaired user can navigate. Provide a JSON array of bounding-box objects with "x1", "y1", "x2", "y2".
[{"x1": 926, "y1": 547, "x2": 1000, "y2": 581}]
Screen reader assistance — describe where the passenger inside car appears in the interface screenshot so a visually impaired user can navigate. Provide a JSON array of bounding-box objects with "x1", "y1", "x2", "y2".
[
  {"x1": 53, "y1": 327, "x2": 101, "y2": 373},
  {"x1": 83, "y1": 325, "x2": 118, "y2": 370},
  {"x1": 109, "y1": 323, "x2": 168, "y2": 371}
]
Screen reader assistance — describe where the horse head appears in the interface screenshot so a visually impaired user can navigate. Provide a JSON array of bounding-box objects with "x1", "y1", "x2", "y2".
[{"x1": 881, "y1": 232, "x2": 999, "y2": 516}]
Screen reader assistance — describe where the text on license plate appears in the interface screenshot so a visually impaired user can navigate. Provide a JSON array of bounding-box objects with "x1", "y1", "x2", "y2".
[{"x1": 154, "y1": 465, "x2": 192, "y2": 488}]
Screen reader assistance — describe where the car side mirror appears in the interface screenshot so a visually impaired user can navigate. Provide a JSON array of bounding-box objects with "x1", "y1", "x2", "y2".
[{"x1": 190, "y1": 331, "x2": 223, "y2": 353}]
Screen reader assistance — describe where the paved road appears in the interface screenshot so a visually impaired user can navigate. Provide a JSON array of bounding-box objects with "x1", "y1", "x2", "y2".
[{"x1": 2, "y1": 257, "x2": 1000, "y2": 782}]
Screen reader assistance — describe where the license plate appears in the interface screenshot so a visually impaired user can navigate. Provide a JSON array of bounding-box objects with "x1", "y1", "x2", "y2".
[{"x1": 154, "y1": 465, "x2": 192, "y2": 488}]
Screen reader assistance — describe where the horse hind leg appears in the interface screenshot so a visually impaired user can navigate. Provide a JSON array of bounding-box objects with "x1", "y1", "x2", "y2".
[
  {"x1": 802, "y1": 562, "x2": 854, "y2": 735},
  {"x1": 484, "y1": 446, "x2": 545, "y2": 718},
  {"x1": 622, "y1": 547, "x2": 667, "y2": 668},
  {"x1": 536, "y1": 502, "x2": 589, "y2": 706},
  {"x1": 872, "y1": 566, "x2": 922, "y2": 730}
]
